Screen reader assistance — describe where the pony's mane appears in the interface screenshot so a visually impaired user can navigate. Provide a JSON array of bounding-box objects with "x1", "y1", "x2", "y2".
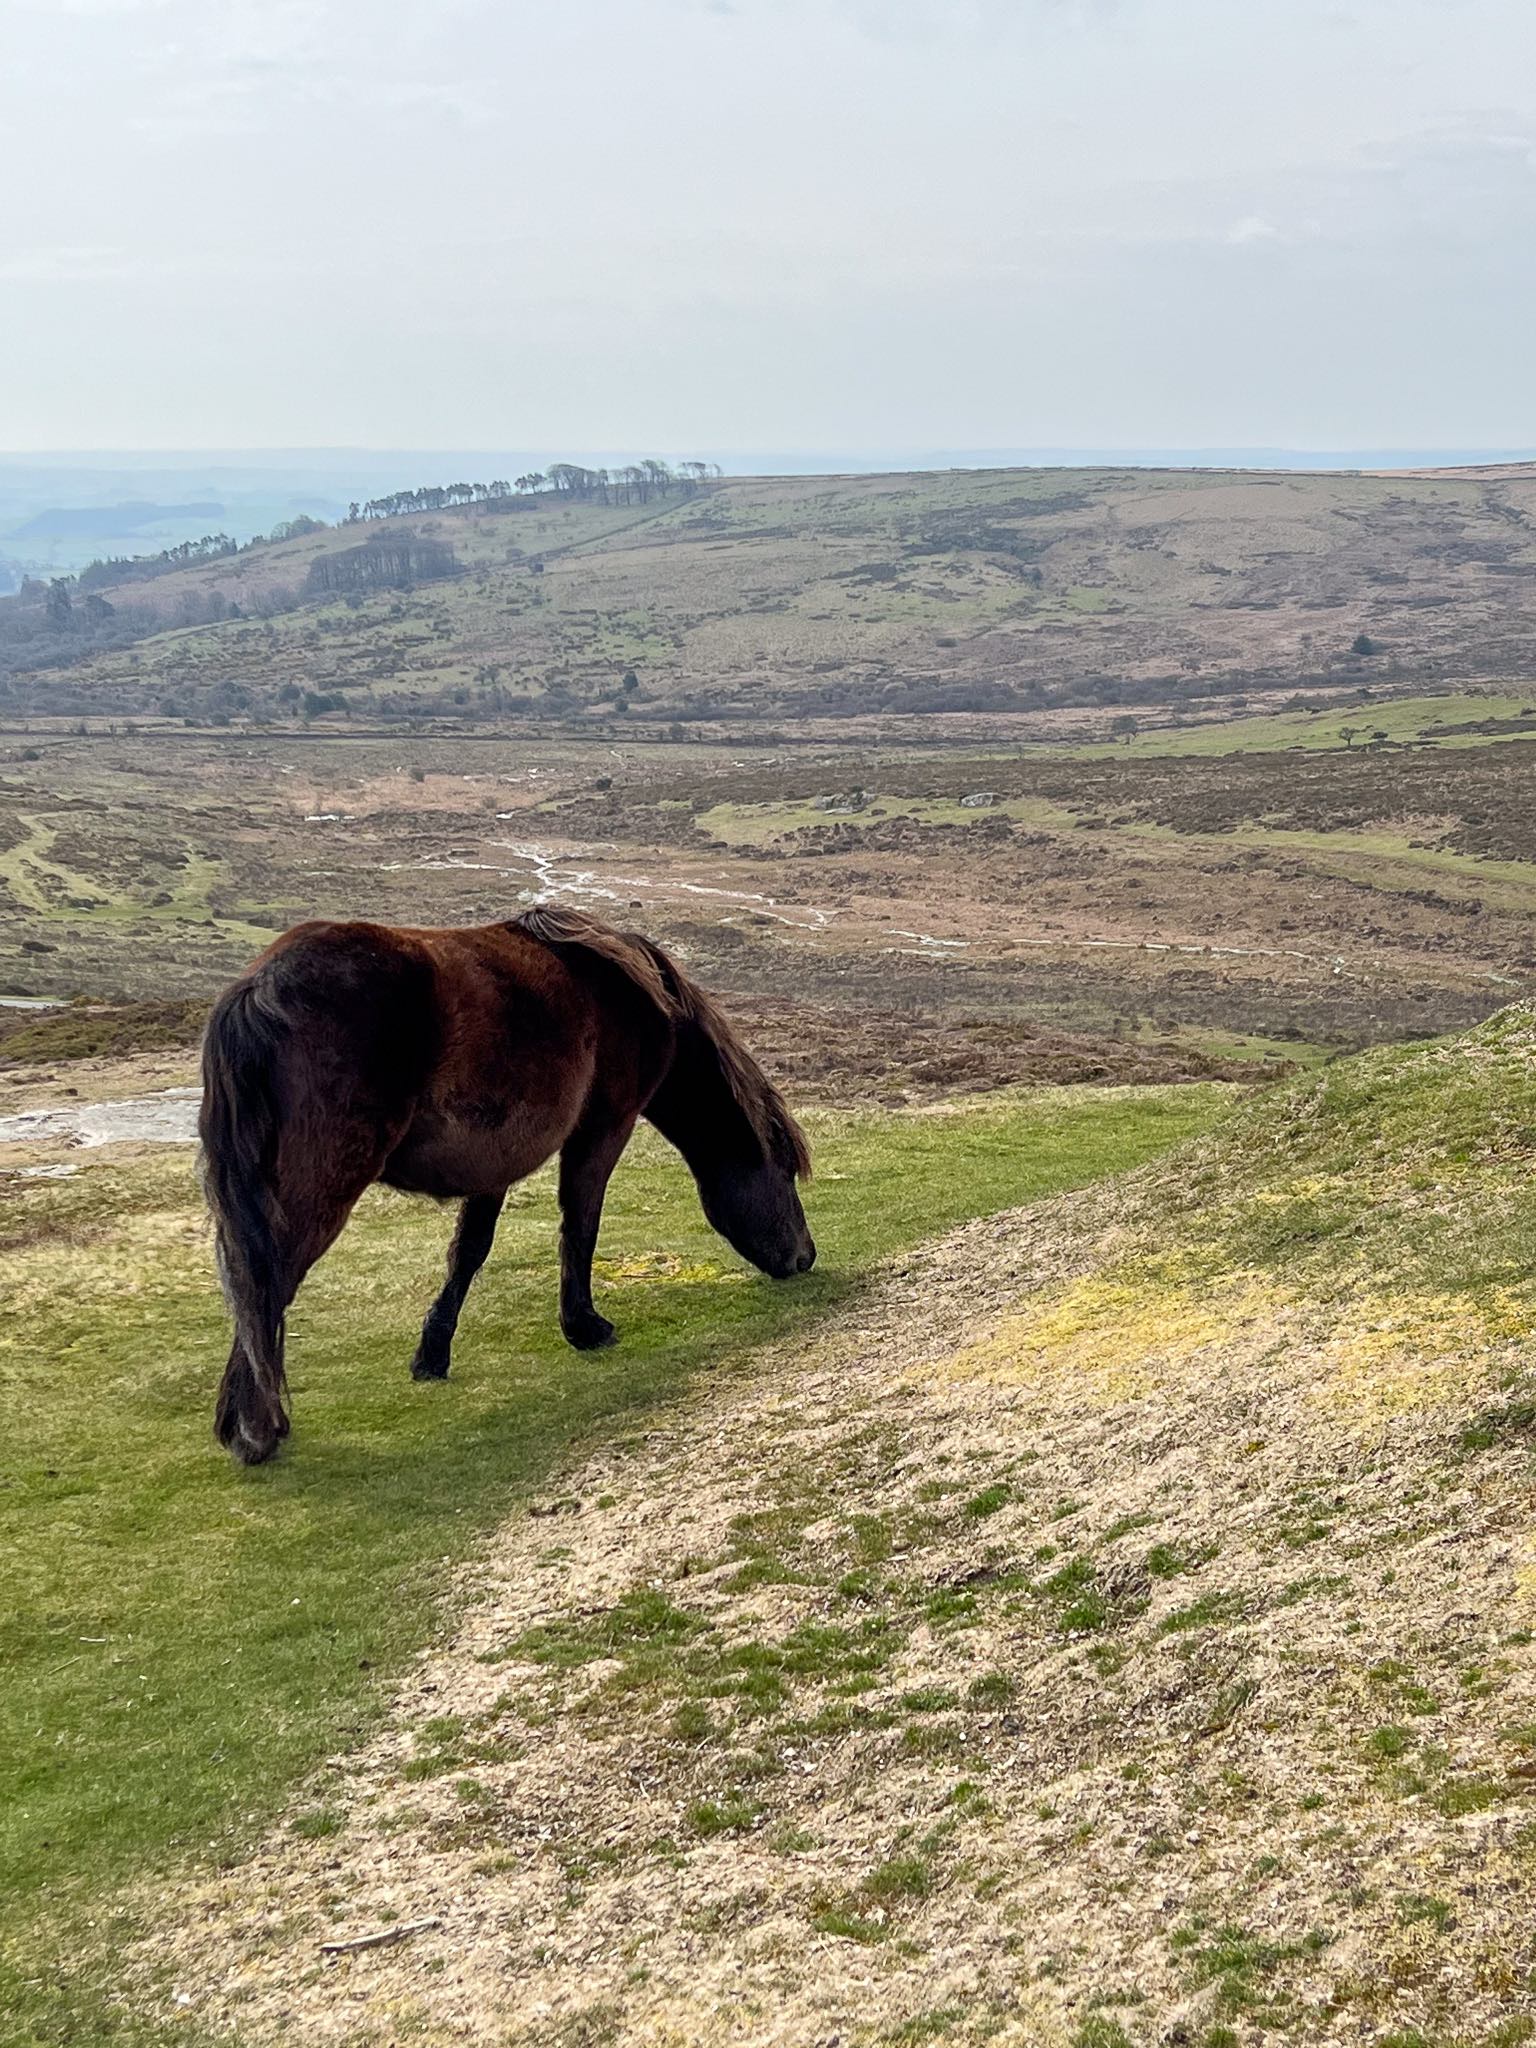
[{"x1": 513, "y1": 905, "x2": 811, "y2": 1179}]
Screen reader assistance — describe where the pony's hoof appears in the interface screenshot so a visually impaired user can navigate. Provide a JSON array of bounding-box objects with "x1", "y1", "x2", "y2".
[
  {"x1": 410, "y1": 1347, "x2": 451, "y2": 1381},
  {"x1": 216, "y1": 1402, "x2": 287, "y2": 1463},
  {"x1": 231, "y1": 1423, "x2": 283, "y2": 1466},
  {"x1": 563, "y1": 1311, "x2": 617, "y2": 1351}
]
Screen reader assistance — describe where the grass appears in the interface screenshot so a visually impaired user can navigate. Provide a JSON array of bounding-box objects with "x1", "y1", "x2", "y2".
[
  {"x1": 0, "y1": 1080, "x2": 1224, "y2": 2040},
  {"x1": 1135, "y1": 1023, "x2": 1337, "y2": 1073},
  {"x1": 1068, "y1": 692, "x2": 1536, "y2": 760},
  {"x1": 0, "y1": 996, "x2": 206, "y2": 1064},
  {"x1": 1169, "y1": 1917, "x2": 1333, "y2": 2022},
  {"x1": 695, "y1": 793, "x2": 1077, "y2": 847},
  {"x1": 696, "y1": 770, "x2": 1536, "y2": 974},
  {"x1": 0, "y1": 813, "x2": 268, "y2": 944}
]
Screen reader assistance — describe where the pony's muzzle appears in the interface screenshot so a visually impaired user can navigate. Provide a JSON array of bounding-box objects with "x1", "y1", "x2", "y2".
[{"x1": 766, "y1": 1239, "x2": 815, "y2": 1279}]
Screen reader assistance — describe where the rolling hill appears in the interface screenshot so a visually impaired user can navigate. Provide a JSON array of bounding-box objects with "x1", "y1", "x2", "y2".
[{"x1": 12, "y1": 463, "x2": 1536, "y2": 729}]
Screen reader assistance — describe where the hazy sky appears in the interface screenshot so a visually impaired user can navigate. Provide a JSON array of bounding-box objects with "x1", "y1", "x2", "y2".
[{"x1": 4, "y1": 0, "x2": 1535, "y2": 453}]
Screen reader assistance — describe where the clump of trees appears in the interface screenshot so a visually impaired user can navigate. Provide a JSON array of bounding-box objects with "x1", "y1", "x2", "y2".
[
  {"x1": 73, "y1": 516, "x2": 330, "y2": 596},
  {"x1": 0, "y1": 575, "x2": 147, "y2": 684},
  {"x1": 305, "y1": 533, "x2": 460, "y2": 596},
  {"x1": 349, "y1": 481, "x2": 513, "y2": 520},
  {"x1": 264, "y1": 515, "x2": 328, "y2": 544},
  {"x1": 348, "y1": 460, "x2": 719, "y2": 522},
  {"x1": 0, "y1": 553, "x2": 298, "y2": 692},
  {"x1": 525, "y1": 459, "x2": 717, "y2": 505},
  {"x1": 77, "y1": 533, "x2": 239, "y2": 590}
]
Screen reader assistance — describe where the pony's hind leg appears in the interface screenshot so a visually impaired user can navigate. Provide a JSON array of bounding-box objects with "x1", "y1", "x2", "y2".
[
  {"x1": 214, "y1": 1336, "x2": 289, "y2": 1461},
  {"x1": 410, "y1": 1193, "x2": 506, "y2": 1381},
  {"x1": 214, "y1": 1150, "x2": 381, "y2": 1464}
]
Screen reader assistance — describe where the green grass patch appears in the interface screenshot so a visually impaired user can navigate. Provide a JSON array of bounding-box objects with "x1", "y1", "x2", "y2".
[
  {"x1": 1146, "y1": 1540, "x2": 1217, "y2": 1579},
  {"x1": 1154, "y1": 1590, "x2": 1252, "y2": 1636},
  {"x1": 887, "y1": 2010, "x2": 966, "y2": 2044},
  {"x1": 686, "y1": 1795, "x2": 761, "y2": 1838},
  {"x1": 1178, "y1": 1009, "x2": 1536, "y2": 1302},
  {"x1": 1397, "y1": 1894, "x2": 1456, "y2": 1933},
  {"x1": 1459, "y1": 1398, "x2": 1536, "y2": 1455},
  {"x1": 810, "y1": 1904, "x2": 888, "y2": 1944},
  {"x1": 863, "y1": 1853, "x2": 933, "y2": 1902},
  {"x1": 1433, "y1": 1775, "x2": 1504, "y2": 1818},
  {"x1": 1367, "y1": 1724, "x2": 1413, "y2": 1760},
  {"x1": 1075, "y1": 693, "x2": 1536, "y2": 761},
  {"x1": 1037, "y1": 1555, "x2": 1114, "y2": 1634},
  {"x1": 966, "y1": 1671, "x2": 1016, "y2": 1710},
  {"x1": 962, "y1": 1482, "x2": 1011, "y2": 1519},
  {"x1": 288, "y1": 1807, "x2": 344, "y2": 1841},
  {"x1": 508, "y1": 1587, "x2": 706, "y2": 1668},
  {"x1": 1073, "y1": 2020, "x2": 1133, "y2": 2048},
  {"x1": 900, "y1": 1686, "x2": 960, "y2": 1714},
  {"x1": 1170, "y1": 1917, "x2": 1332, "y2": 2020}
]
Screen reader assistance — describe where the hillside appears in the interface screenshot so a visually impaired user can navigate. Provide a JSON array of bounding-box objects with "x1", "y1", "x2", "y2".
[
  {"x1": 114, "y1": 1014, "x2": 1536, "y2": 2046},
  {"x1": 14, "y1": 464, "x2": 1536, "y2": 728}
]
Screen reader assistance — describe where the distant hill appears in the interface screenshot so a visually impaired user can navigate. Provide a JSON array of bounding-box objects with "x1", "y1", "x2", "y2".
[
  {"x1": 0, "y1": 456, "x2": 362, "y2": 574},
  {"x1": 11, "y1": 461, "x2": 1536, "y2": 726},
  {"x1": 9, "y1": 500, "x2": 224, "y2": 542}
]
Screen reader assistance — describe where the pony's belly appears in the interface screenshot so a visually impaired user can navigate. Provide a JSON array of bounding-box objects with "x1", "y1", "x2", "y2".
[{"x1": 382, "y1": 1112, "x2": 563, "y2": 1200}]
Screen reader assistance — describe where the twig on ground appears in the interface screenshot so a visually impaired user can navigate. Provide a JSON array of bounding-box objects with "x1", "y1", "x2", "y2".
[{"x1": 319, "y1": 1917, "x2": 441, "y2": 1956}]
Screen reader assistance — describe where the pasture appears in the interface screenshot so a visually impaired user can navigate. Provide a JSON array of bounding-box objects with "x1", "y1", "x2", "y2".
[
  {"x1": 8, "y1": 479, "x2": 1536, "y2": 2037},
  {"x1": 1, "y1": 1083, "x2": 1221, "y2": 2041},
  {"x1": 27, "y1": 1015, "x2": 1536, "y2": 2046}
]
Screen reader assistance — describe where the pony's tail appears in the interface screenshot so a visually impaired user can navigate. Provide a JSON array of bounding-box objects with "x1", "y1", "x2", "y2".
[{"x1": 200, "y1": 975, "x2": 291, "y2": 1460}]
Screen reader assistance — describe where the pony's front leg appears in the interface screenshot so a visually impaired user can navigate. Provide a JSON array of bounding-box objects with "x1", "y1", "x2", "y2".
[
  {"x1": 557, "y1": 1116, "x2": 635, "y2": 1349},
  {"x1": 411, "y1": 1193, "x2": 506, "y2": 1380}
]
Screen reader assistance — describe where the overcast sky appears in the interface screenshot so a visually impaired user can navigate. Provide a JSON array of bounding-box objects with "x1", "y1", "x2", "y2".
[{"x1": 3, "y1": 0, "x2": 1535, "y2": 454}]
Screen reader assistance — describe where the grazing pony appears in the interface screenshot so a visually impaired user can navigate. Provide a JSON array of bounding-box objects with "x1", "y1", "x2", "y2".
[{"x1": 199, "y1": 908, "x2": 814, "y2": 1464}]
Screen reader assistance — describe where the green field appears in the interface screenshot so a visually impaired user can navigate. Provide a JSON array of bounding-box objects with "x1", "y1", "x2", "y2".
[
  {"x1": 63, "y1": 1013, "x2": 1536, "y2": 2047},
  {"x1": 694, "y1": 793, "x2": 1078, "y2": 846},
  {"x1": 1073, "y1": 692, "x2": 1536, "y2": 759},
  {"x1": 2, "y1": 1082, "x2": 1225, "y2": 2042}
]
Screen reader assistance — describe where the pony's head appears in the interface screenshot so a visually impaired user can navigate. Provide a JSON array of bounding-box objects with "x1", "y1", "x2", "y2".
[
  {"x1": 513, "y1": 907, "x2": 815, "y2": 1279},
  {"x1": 640, "y1": 957, "x2": 815, "y2": 1280},
  {"x1": 691, "y1": 1092, "x2": 815, "y2": 1279}
]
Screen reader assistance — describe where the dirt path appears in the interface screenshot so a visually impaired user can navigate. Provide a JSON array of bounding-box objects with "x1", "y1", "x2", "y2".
[{"x1": 122, "y1": 1150, "x2": 1536, "y2": 2047}]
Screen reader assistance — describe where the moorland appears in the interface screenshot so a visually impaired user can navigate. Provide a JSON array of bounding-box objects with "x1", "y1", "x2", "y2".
[
  {"x1": 7, "y1": 463, "x2": 1536, "y2": 2046},
  {"x1": 5, "y1": 459, "x2": 1536, "y2": 1083},
  {"x1": 7, "y1": 460, "x2": 1536, "y2": 721}
]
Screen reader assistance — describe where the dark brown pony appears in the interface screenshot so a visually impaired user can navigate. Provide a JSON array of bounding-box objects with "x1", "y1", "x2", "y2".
[{"x1": 199, "y1": 907, "x2": 814, "y2": 1464}]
